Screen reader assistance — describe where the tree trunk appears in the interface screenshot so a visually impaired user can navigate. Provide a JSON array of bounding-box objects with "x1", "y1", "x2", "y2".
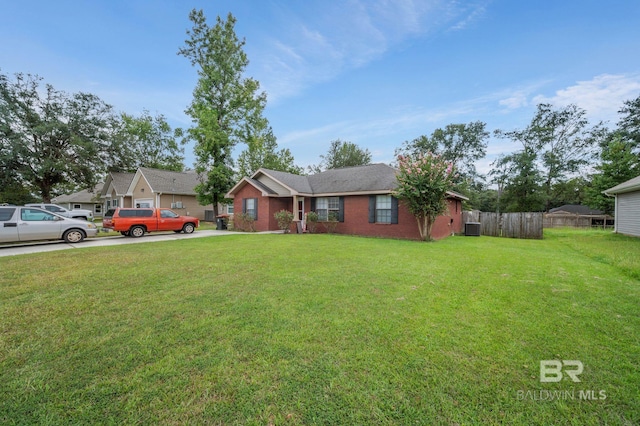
[{"x1": 212, "y1": 194, "x2": 219, "y2": 217}]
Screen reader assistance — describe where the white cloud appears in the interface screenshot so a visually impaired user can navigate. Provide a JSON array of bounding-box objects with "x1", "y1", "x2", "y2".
[
  {"x1": 498, "y1": 92, "x2": 529, "y2": 110},
  {"x1": 533, "y1": 73, "x2": 640, "y2": 124},
  {"x1": 255, "y1": 0, "x2": 489, "y2": 103}
]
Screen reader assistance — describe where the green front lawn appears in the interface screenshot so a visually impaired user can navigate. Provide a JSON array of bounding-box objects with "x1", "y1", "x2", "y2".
[{"x1": 1, "y1": 229, "x2": 638, "y2": 425}]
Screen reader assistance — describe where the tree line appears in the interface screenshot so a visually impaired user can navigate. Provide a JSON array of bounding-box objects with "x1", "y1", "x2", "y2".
[{"x1": 2, "y1": 10, "x2": 639, "y2": 215}]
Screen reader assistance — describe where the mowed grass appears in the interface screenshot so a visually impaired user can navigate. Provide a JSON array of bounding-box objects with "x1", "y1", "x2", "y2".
[{"x1": 0, "y1": 229, "x2": 638, "y2": 425}]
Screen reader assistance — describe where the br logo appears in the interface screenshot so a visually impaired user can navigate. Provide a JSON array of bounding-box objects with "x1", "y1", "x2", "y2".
[{"x1": 540, "y1": 360, "x2": 584, "y2": 382}]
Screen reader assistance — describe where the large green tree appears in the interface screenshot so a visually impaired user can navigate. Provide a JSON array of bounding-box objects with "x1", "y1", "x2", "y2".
[
  {"x1": 495, "y1": 103, "x2": 604, "y2": 211},
  {"x1": 309, "y1": 139, "x2": 372, "y2": 173},
  {"x1": 586, "y1": 132, "x2": 639, "y2": 214},
  {"x1": 109, "y1": 110, "x2": 185, "y2": 172},
  {"x1": 397, "y1": 121, "x2": 489, "y2": 179},
  {"x1": 618, "y1": 94, "x2": 640, "y2": 146},
  {"x1": 236, "y1": 122, "x2": 302, "y2": 177},
  {"x1": 178, "y1": 10, "x2": 267, "y2": 216},
  {"x1": 0, "y1": 72, "x2": 112, "y2": 202},
  {"x1": 490, "y1": 149, "x2": 545, "y2": 212}
]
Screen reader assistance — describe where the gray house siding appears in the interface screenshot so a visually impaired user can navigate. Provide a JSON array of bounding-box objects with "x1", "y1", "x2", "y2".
[{"x1": 616, "y1": 191, "x2": 640, "y2": 237}]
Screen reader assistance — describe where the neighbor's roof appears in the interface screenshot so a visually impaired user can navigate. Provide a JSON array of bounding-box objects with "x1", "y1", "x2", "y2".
[
  {"x1": 101, "y1": 171, "x2": 135, "y2": 197},
  {"x1": 138, "y1": 167, "x2": 200, "y2": 195},
  {"x1": 52, "y1": 185, "x2": 103, "y2": 204},
  {"x1": 604, "y1": 174, "x2": 640, "y2": 195},
  {"x1": 548, "y1": 204, "x2": 604, "y2": 215},
  {"x1": 227, "y1": 163, "x2": 468, "y2": 200}
]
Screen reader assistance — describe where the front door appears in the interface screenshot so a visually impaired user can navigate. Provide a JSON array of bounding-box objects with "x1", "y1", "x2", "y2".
[{"x1": 298, "y1": 198, "x2": 304, "y2": 221}]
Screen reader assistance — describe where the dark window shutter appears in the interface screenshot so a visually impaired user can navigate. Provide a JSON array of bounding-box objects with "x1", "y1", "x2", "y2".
[
  {"x1": 310, "y1": 198, "x2": 316, "y2": 211},
  {"x1": 338, "y1": 197, "x2": 344, "y2": 222},
  {"x1": 391, "y1": 196, "x2": 399, "y2": 224},
  {"x1": 368, "y1": 196, "x2": 375, "y2": 223},
  {"x1": 242, "y1": 198, "x2": 247, "y2": 214},
  {"x1": 253, "y1": 198, "x2": 258, "y2": 220}
]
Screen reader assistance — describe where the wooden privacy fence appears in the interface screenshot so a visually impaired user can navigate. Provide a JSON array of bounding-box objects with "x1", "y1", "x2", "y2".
[{"x1": 463, "y1": 211, "x2": 543, "y2": 239}]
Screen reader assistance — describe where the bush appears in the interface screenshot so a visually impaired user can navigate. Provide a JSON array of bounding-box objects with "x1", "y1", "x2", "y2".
[
  {"x1": 306, "y1": 211, "x2": 319, "y2": 233},
  {"x1": 274, "y1": 210, "x2": 294, "y2": 233},
  {"x1": 324, "y1": 211, "x2": 339, "y2": 234},
  {"x1": 234, "y1": 213, "x2": 255, "y2": 232}
]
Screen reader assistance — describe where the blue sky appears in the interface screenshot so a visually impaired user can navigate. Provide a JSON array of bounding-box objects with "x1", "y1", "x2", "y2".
[{"x1": 2, "y1": 0, "x2": 640, "y2": 174}]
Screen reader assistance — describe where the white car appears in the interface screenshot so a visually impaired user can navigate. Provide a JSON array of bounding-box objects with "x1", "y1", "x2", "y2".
[{"x1": 0, "y1": 206, "x2": 98, "y2": 244}]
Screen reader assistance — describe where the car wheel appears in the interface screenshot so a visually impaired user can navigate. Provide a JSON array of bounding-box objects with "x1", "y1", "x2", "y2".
[
  {"x1": 130, "y1": 226, "x2": 145, "y2": 238},
  {"x1": 182, "y1": 223, "x2": 195, "y2": 234},
  {"x1": 63, "y1": 229, "x2": 85, "y2": 243}
]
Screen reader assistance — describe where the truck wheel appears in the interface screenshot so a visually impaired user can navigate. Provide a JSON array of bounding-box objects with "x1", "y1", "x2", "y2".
[
  {"x1": 130, "y1": 226, "x2": 145, "y2": 238},
  {"x1": 182, "y1": 223, "x2": 195, "y2": 234},
  {"x1": 63, "y1": 229, "x2": 85, "y2": 243}
]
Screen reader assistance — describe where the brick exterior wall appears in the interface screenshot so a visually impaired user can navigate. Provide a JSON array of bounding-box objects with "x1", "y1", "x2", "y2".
[
  {"x1": 232, "y1": 184, "x2": 463, "y2": 240},
  {"x1": 233, "y1": 184, "x2": 294, "y2": 231},
  {"x1": 311, "y1": 195, "x2": 461, "y2": 240}
]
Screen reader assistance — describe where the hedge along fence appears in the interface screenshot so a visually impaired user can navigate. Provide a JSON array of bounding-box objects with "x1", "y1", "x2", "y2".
[{"x1": 463, "y1": 211, "x2": 543, "y2": 239}]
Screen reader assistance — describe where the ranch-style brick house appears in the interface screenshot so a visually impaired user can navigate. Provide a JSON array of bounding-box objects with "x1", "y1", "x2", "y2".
[{"x1": 226, "y1": 163, "x2": 467, "y2": 240}]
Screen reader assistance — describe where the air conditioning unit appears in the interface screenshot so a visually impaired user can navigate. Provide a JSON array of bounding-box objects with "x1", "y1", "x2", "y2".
[{"x1": 465, "y1": 222, "x2": 481, "y2": 236}]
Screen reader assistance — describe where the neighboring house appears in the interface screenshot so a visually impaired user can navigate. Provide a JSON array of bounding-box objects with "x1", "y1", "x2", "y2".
[
  {"x1": 101, "y1": 171, "x2": 136, "y2": 210},
  {"x1": 99, "y1": 167, "x2": 232, "y2": 221},
  {"x1": 604, "y1": 174, "x2": 640, "y2": 237},
  {"x1": 544, "y1": 204, "x2": 613, "y2": 229},
  {"x1": 225, "y1": 163, "x2": 467, "y2": 240},
  {"x1": 548, "y1": 205, "x2": 603, "y2": 215},
  {"x1": 52, "y1": 185, "x2": 104, "y2": 217}
]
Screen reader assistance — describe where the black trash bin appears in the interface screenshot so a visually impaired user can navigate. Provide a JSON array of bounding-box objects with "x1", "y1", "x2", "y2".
[{"x1": 216, "y1": 217, "x2": 227, "y2": 230}]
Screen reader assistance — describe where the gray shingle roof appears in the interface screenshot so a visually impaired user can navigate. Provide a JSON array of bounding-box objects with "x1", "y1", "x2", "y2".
[
  {"x1": 307, "y1": 163, "x2": 398, "y2": 194},
  {"x1": 110, "y1": 172, "x2": 135, "y2": 194},
  {"x1": 139, "y1": 167, "x2": 200, "y2": 195},
  {"x1": 231, "y1": 164, "x2": 468, "y2": 200},
  {"x1": 548, "y1": 204, "x2": 603, "y2": 215},
  {"x1": 259, "y1": 164, "x2": 397, "y2": 195},
  {"x1": 260, "y1": 169, "x2": 313, "y2": 193},
  {"x1": 605, "y1": 174, "x2": 640, "y2": 195},
  {"x1": 52, "y1": 185, "x2": 103, "y2": 203}
]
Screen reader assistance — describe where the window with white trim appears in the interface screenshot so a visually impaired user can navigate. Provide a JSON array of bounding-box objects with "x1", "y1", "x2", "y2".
[{"x1": 316, "y1": 197, "x2": 339, "y2": 221}]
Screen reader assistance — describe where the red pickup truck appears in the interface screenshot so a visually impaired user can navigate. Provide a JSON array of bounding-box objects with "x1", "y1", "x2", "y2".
[{"x1": 103, "y1": 208, "x2": 199, "y2": 237}]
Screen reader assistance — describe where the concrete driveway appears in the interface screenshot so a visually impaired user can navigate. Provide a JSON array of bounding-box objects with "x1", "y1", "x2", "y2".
[{"x1": 0, "y1": 230, "x2": 245, "y2": 257}]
